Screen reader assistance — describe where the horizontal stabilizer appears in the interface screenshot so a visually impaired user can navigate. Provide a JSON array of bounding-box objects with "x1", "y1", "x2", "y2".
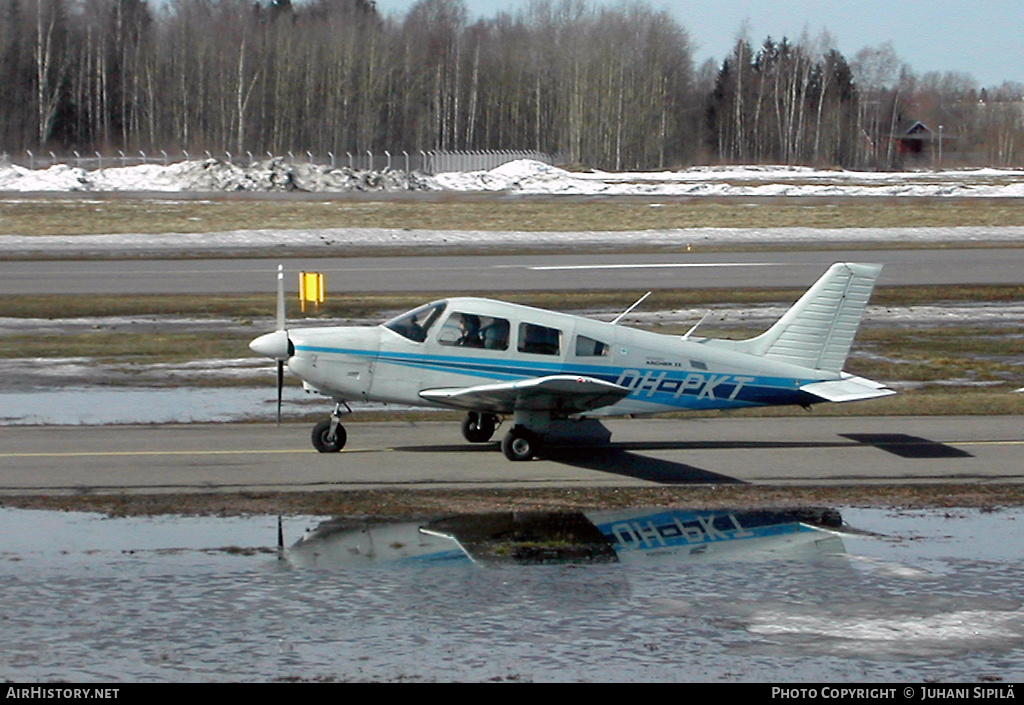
[
  {"x1": 800, "y1": 376, "x2": 895, "y2": 403},
  {"x1": 420, "y1": 375, "x2": 631, "y2": 415}
]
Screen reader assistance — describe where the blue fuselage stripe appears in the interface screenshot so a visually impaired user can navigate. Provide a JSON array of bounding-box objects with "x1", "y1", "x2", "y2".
[{"x1": 293, "y1": 345, "x2": 817, "y2": 409}]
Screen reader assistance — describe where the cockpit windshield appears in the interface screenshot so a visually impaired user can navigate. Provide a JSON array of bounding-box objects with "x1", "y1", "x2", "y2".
[{"x1": 383, "y1": 301, "x2": 447, "y2": 342}]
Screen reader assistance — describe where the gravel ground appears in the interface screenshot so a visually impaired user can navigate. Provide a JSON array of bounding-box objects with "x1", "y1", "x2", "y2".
[{"x1": 4, "y1": 484, "x2": 1023, "y2": 519}]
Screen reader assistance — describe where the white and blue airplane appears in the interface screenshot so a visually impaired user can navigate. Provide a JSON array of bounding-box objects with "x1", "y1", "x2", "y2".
[{"x1": 249, "y1": 262, "x2": 894, "y2": 461}]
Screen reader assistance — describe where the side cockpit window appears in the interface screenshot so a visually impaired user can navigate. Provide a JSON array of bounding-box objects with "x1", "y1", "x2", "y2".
[
  {"x1": 438, "y1": 312, "x2": 510, "y2": 350},
  {"x1": 384, "y1": 301, "x2": 446, "y2": 342},
  {"x1": 518, "y1": 322, "x2": 562, "y2": 356},
  {"x1": 575, "y1": 335, "x2": 610, "y2": 357}
]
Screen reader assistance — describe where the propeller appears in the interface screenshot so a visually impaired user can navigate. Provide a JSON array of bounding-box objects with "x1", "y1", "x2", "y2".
[
  {"x1": 249, "y1": 264, "x2": 294, "y2": 424},
  {"x1": 276, "y1": 359, "x2": 285, "y2": 424},
  {"x1": 274, "y1": 264, "x2": 286, "y2": 424}
]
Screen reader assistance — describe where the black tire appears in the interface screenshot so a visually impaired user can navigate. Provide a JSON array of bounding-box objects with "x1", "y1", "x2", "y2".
[
  {"x1": 311, "y1": 418, "x2": 346, "y2": 453},
  {"x1": 501, "y1": 426, "x2": 540, "y2": 461},
  {"x1": 461, "y1": 411, "x2": 498, "y2": 443}
]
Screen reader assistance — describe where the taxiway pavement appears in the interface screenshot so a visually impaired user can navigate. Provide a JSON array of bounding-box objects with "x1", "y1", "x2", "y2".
[
  {"x1": 4, "y1": 249, "x2": 1024, "y2": 295},
  {"x1": 2, "y1": 415, "x2": 1021, "y2": 495}
]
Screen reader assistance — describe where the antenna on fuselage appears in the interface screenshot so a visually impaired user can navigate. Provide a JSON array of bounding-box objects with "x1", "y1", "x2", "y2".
[
  {"x1": 611, "y1": 291, "x2": 652, "y2": 325},
  {"x1": 681, "y1": 312, "x2": 711, "y2": 340}
]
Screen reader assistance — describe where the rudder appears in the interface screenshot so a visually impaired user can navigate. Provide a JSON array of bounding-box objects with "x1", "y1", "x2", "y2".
[{"x1": 735, "y1": 263, "x2": 883, "y2": 373}]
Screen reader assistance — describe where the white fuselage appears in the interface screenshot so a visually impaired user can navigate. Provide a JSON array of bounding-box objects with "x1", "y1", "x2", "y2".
[{"x1": 285, "y1": 297, "x2": 833, "y2": 416}]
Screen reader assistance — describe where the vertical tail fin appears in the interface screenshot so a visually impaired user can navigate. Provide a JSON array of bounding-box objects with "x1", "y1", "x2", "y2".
[{"x1": 737, "y1": 263, "x2": 883, "y2": 373}]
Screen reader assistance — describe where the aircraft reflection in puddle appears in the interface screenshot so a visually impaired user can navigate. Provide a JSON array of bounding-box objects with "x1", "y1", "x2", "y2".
[{"x1": 287, "y1": 507, "x2": 847, "y2": 569}]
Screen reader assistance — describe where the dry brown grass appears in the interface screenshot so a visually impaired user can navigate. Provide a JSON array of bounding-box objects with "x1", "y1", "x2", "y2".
[
  {"x1": 5, "y1": 195, "x2": 1024, "y2": 236},
  {"x1": 3, "y1": 284, "x2": 1023, "y2": 319}
]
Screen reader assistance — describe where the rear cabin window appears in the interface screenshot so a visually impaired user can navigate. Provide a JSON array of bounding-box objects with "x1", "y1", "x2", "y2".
[
  {"x1": 518, "y1": 322, "x2": 562, "y2": 356},
  {"x1": 438, "y1": 312, "x2": 510, "y2": 350},
  {"x1": 575, "y1": 335, "x2": 610, "y2": 357}
]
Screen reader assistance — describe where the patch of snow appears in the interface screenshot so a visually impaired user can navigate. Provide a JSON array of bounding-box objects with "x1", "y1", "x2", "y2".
[
  {"x1": 3, "y1": 157, "x2": 1024, "y2": 197},
  {"x1": 431, "y1": 159, "x2": 1024, "y2": 197},
  {"x1": 4, "y1": 225, "x2": 1024, "y2": 257}
]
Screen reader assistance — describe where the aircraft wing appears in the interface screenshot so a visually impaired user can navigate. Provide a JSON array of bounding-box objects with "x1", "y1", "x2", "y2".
[
  {"x1": 419, "y1": 375, "x2": 631, "y2": 415},
  {"x1": 800, "y1": 375, "x2": 896, "y2": 403}
]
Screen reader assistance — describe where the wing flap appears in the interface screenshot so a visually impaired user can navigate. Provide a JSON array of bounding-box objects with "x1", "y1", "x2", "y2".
[
  {"x1": 800, "y1": 375, "x2": 896, "y2": 403},
  {"x1": 419, "y1": 375, "x2": 631, "y2": 415}
]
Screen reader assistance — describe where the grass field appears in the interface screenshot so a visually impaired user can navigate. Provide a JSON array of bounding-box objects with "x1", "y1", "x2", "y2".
[
  {"x1": 3, "y1": 283, "x2": 1023, "y2": 319},
  {"x1": 4, "y1": 195, "x2": 1024, "y2": 236}
]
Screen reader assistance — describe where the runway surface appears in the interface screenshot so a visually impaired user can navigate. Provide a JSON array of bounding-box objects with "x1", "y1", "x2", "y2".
[
  {"x1": 2, "y1": 415, "x2": 1021, "y2": 495},
  {"x1": 3, "y1": 248, "x2": 1024, "y2": 295}
]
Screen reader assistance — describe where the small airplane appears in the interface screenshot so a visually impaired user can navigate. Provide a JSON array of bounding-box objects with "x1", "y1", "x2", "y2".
[{"x1": 249, "y1": 262, "x2": 894, "y2": 461}]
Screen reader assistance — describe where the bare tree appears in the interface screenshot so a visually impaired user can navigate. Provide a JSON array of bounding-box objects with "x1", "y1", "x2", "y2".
[
  {"x1": 1, "y1": 0, "x2": 1018, "y2": 170},
  {"x1": 33, "y1": 0, "x2": 68, "y2": 146}
]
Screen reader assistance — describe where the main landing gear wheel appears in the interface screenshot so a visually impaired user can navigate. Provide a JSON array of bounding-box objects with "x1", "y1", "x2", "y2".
[
  {"x1": 311, "y1": 418, "x2": 347, "y2": 453},
  {"x1": 501, "y1": 426, "x2": 541, "y2": 461},
  {"x1": 461, "y1": 411, "x2": 499, "y2": 443}
]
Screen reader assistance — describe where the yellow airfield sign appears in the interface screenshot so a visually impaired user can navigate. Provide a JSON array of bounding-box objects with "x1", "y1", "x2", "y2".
[{"x1": 299, "y1": 271, "x2": 325, "y2": 312}]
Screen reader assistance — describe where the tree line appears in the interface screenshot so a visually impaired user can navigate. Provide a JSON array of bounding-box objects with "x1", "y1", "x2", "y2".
[
  {"x1": 706, "y1": 35, "x2": 1024, "y2": 169},
  {"x1": 2, "y1": 0, "x2": 1022, "y2": 170}
]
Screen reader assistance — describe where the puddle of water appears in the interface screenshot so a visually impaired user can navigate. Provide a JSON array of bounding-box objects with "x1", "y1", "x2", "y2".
[
  {"x1": 1, "y1": 506, "x2": 1022, "y2": 682},
  {"x1": 0, "y1": 387, "x2": 279, "y2": 425},
  {"x1": 0, "y1": 387, "x2": 419, "y2": 425}
]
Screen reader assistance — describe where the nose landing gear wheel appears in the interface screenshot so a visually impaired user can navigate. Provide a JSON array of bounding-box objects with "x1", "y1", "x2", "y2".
[
  {"x1": 501, "y1": 426, "x2": 541, "y2": 461},
  {"x1": 312, "y1": 418, "x2": 347, "y2": 453},
  {"x1": 461, "y1": 411, "x2": 499, "y2": 443}
]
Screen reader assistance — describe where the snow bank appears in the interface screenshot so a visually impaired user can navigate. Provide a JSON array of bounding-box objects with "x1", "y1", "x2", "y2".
[
  {"x1": 437, "y1": 159, "x2": 1024, "y2": 197},
  {"x1": 0, "y1": 157, "x2": 438, "y2": 193},
  {"x1": 2, "y1": 157, "x2": 1023, "y2": 196}
]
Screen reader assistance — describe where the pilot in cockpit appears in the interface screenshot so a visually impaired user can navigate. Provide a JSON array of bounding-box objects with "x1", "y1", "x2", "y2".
[{"x1": 458, "y1": 314, "x2": 484, "y2": 347}]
